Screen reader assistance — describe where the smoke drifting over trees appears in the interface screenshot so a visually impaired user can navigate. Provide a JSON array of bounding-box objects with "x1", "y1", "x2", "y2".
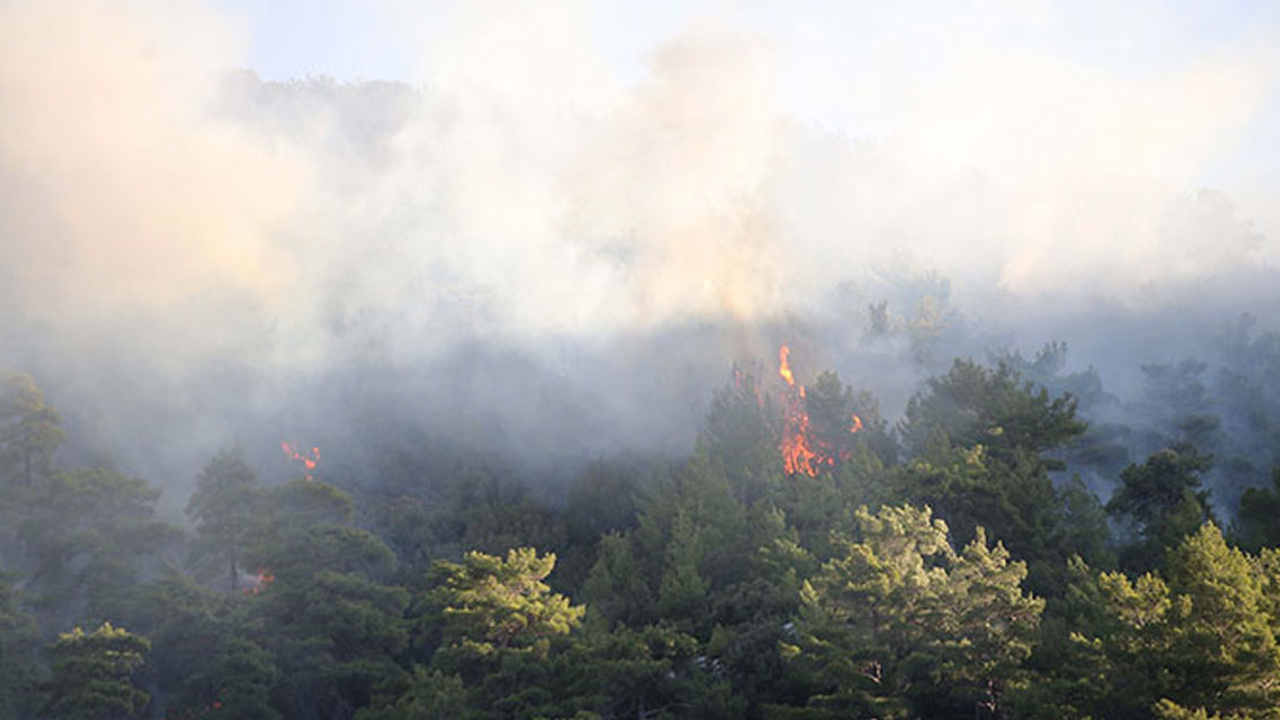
[
  {"x1": 3, "y1": 4, "x2": 1280, "y2": 715},
  {"x1": 1, "y1": 1, "x2": 1277, "y2": 502}
]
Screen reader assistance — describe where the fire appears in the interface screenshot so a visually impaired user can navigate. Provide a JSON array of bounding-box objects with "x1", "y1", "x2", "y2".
[
  {"x1": 778, "y1": 345, "x2": 795, "y2": 387},
  {"x1": 281, "y1": 441, "x2": 320, "y2": 481},
  {"x1": 780, "y1": 398, "x2": 819, "y2": 476},
  {"x1": 776, "y1": 345, "x2": 862, "y2": 477},
  {"x1": 244, "y1": 567, "x2": 274, "y2": 595}
]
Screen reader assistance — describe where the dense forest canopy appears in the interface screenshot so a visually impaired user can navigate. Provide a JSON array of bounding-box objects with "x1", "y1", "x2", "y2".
[{"x1": 6, "y1": 331, "x2": 1280, "y2": 719}]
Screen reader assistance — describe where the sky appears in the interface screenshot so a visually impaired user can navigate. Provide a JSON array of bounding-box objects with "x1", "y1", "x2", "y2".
[{"x1": 212, "y1": 0, "x2": 1280, "y2": 192}]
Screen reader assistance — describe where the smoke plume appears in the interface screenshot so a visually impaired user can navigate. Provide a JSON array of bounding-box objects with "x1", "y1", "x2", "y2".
[{"x1": 1, "y1": 0, "x2": 1278, "y2": 507}]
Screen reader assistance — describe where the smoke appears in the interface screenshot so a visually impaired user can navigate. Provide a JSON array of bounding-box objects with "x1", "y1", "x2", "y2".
[
  {"x1": 0, "y1": 0, "x2": 307, "y2": 365},
  {"x1": 1, "y1": 0, "x2": 1278, "y2": 505}
]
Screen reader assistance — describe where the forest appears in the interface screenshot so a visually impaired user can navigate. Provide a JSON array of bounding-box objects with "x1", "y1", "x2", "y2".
[
  {"x1": 5, "y1": 325, "x2": 1280, "y2": 720},
  {"x1": 3, "y1": 1, "x2": 1280, "y2": 718}
]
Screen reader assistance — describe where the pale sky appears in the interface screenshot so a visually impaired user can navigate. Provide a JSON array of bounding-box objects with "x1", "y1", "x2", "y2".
[{"x1": 212, "y1": 0, "x2": 1280, "y2": 191}]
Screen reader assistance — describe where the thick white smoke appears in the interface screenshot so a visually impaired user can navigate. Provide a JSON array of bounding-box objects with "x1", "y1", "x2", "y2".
[{"x1": 0, "y1": 0, "x2": 1277, "y2": 499}]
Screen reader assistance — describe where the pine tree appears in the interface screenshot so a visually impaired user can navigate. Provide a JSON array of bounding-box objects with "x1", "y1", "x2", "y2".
[
  {"x1": 1164, "y1": 523, "x2": 1280, "y2": 716},
  {"x1": 0, "y1": 568, "x2": 40, "y2": 719},
  {"x1": 0, "y1": 370, "x2": 64, "y2": 489},
  {"x1": 431, "y1": 547, "x2": 584, "y2": 655},
  {"x1": 1107, "y1": 445, "x2": 1214, "y2": 573},
  {"x1": 186, "y1": 448, "x2": 265, "y2": 591},
  {"x1": 44, "y1": 622, "x2": 150, "y2": 720},
  {"x1": 785, "y1": 504, "x2": 1043, "y2": 718}
]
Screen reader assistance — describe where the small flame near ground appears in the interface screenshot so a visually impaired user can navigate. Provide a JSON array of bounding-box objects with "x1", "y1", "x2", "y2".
[
  {"x1": 777, "y1": 345, "x2": 861, "y2": 477},
  {"x1": 281, "y1": 441, "x2": 320, "y2": 481},
  {"x1": 244, "y1": 567, "x2": 274, "y2": 595}
]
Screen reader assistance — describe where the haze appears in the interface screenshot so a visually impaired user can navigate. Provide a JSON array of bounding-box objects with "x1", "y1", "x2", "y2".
[{"x1": 1, "y1": 0, "x2": 1278, "y2": 508}]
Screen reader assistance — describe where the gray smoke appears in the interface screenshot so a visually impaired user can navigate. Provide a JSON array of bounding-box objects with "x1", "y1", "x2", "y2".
[{"x1": 1, "y1": 0, "x2": 1278, "y2": 514}]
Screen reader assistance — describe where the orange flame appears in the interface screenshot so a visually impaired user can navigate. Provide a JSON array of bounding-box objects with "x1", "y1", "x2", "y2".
[
  {"x1": 281, "y1": 441, "x2": 320, "y2": 481},
  {"x1": 777, "y1": 345, "x2": 862, "y2": 477},
  {"x1": 778, "y1": 345, "x2": 795, "y2": 387},
  {"x1": 244, "y1": 567, "x2": 274, "y2": 595}
]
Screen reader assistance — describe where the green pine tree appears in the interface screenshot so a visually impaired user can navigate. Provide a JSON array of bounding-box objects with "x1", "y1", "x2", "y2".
[{"x1": 44, "y1": 622, "x2": 150, "y2": 720}]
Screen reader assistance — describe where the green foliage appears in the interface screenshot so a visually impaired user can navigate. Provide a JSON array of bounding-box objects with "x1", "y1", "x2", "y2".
[
  {"x1": 1140, "y1": 361, "x2": 1223, "y2": 453},
  {"x1": 188, "y1": 636, "x2": 282, "y2": 720},
  {"x1": 187, "y1": 448, "x2": 265, "y2": 591},
  {"x1": 118, "y1": 575, "x2": 281, "y2": 720},
  {"x1": 1056, "y1": 475, "x2": 1115, "y2": 571},
  {"x1": 998, "y1": 343, "x2": 1110, "y2": 414},
  {"x1": 254, "y1": 525, "x2": 409, "y2": 718},
  {"x1": 1108, "y1": 444, "x2": 1214, "y2": 572},
  {"x1": 1011, "y1": 556, "x2": 1113, "y2": 720},
  {"x1": 376, "y1": 622, "x2": 738, "y2": 720},
  {"x1": 246, "y1": 479, "x2": 409, "y2": 720},
  {"x1": 1056, "y1": 523, "x2": 1280, "y2": 720},
  {"x1": 700, "y1": 369, "x2": 784, "y2": 505},
  {"x1": 997, "y1": 343, "x2": 1133, "y2": 486},
  {"x1": 805, "y1": 371, "x2": 896, "y2": 469},
  {"x1": 892, "y1": 442, "x2": 1098, "y2": 596},
  {"x1": 1153, "y1": 699, "x2": 1253, "y2": 720},
  {"x1": 16, "y1": 467, "x2": 179, "y2": 624},
  {"x1": 0, "y1": 370, "x2": 64, "y2": 489},
  {"x1": 631, "y1": 450, "x2": 751, "y2": 626},
  {"x1": 785, "y1": 504, "x2": 1043, "y2": 719},
  {"x1": 893, "y1": 358, "x2": 1099, "y2": 596},
  {"x1": 453, "y1": 474, "x2": 567, "y2": 560},
  {"x1": 430, "y1": 547, "x2": 584, "y2": 655},
  {"x1": 20, "y1": 344, "x2": 1280, "y2": 720},
  {"x1": 656, "y1": 508, "x2": 712, "y2": 625},
  {"x1": 572, "y1": 465, "x2": 643, "y2": 531},
  {"x1": 402, "y1": 551, "x2": 733, "y2": 720},
  {"x1": 367, "y1": 463, "x2": 569, "y2": 595},
  {"x1": 264, "y1": 476, "x2": 357, "y2": 528},
  {"x1": 1164, "y1": 524, "x2": 1280, "y2": 715},
  {"x1": 0, "y1": 568, "x2": 41, "y2": 719},
  {"x1": 44, "y1": 621, "x2": 150, "y2": 720},
  {"x1": 581, "y1": 532, "x2": 653, "y2": 628},
  {"x1": 566, "y1": 623, "x2": 744, "y2": 720},
  {"x1": 358, "y1": 667, "x2": 466, "y2": 720},
  {"x1": 899, "y1": 358, "x2": 1085, "y2": 467},
  {"x1": 1235, "y1": 469, "x2": 1280, "y2": 551}
]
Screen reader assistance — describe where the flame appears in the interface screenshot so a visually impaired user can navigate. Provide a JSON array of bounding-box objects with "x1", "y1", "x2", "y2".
[
  {"x1": 777, "y1": 345, "x2": 862, "y2": 476},
  {"x1": 244, "y1": 567, "x2": 274, "y2": 595},
  {"x1": 281, "y1": 441, "x2": 320, "y2": 481},
  {"x1": 778, "y1": 345, "x2": 795, "y2": 387},
  {"x1": 780, "y1": 400, "x2": 819, "y2": 475}
]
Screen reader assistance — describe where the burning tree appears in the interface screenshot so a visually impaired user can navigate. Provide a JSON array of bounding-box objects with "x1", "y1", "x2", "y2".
[
  {"x1": 776, "y1": 346, "x2": 863, "y2": 477},
  {"x1": 280, "y1": 442, "x2": 320, "y2": 481}
]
